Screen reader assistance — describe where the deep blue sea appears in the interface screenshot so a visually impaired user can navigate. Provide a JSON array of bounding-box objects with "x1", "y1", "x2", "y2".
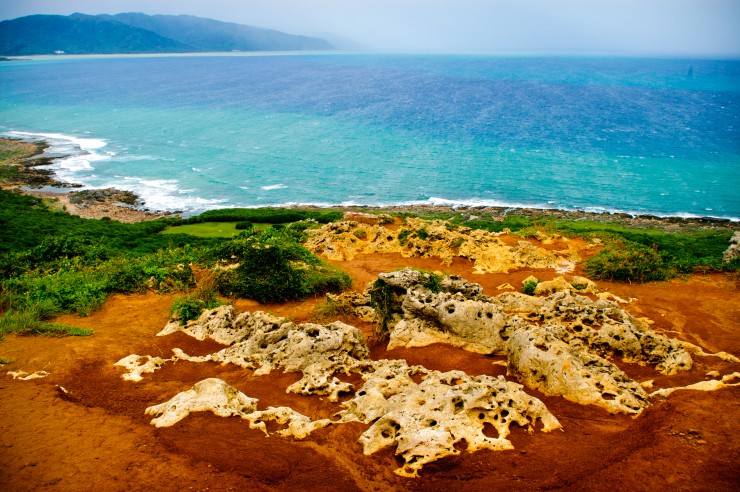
[{"x1": 1, "y1": 53, "x2": 739, "y2": 219}]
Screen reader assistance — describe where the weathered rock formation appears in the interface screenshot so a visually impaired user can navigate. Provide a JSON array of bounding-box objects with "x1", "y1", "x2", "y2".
[
  {"x1": 339, "y1": 359, "x2": 561, "y2": 477},
  {"x1": 723, "y1": 231, "x2": 740, "y2": 262},
  {"x1": 144, "y1": 378, "x2": 332, "y2": 438},
  {"x1": 114, "y1": 354, "x2": 167, "y2": 382},
  {"x1": 364, "y1": 268, "x2": 692, "y2": 414},
  {"x1": 305, "y1": 217, "x2": 580, "y2": 273},
  {"x1": 161, "y1": 307, "x2": 369, "y2": 401}
]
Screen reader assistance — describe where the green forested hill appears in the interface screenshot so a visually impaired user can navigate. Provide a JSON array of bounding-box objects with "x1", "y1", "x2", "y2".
[
  {"x1": 105, "y1": 13, "x2": 334, "y2": 52},
  {"x1": 0, "y1": 12, "x2": 333, "y2": 55}
]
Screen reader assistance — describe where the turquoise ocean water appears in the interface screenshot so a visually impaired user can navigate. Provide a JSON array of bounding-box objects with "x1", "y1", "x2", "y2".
[{"x1": 0, "y1": 53, "x2": 738, "y2": 219}]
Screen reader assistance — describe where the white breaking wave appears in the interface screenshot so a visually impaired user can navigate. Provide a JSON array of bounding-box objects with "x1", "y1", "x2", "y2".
[
  {"x1": 260, "y1": 184, "x2": 288, "y2": 190},
  {"x1": 4, "y1": 130, "x2": 111, "y2": 183}
]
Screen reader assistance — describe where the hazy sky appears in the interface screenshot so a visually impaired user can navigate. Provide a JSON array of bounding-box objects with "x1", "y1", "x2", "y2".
[{"x1": 1, "y1": 0, "x2": 739, "y2": 56}]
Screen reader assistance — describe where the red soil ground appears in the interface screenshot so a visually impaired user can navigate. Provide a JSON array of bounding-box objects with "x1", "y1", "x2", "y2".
[{"x1": 1, "y1": 251, "x2": 739, "y2": 491}]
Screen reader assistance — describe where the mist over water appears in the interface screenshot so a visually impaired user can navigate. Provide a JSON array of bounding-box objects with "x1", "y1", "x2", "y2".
[{"x1": 1, "y1": 54, "x2": 739, "y2": 218}]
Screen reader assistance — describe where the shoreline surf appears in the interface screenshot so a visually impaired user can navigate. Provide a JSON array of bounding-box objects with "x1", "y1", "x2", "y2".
[{"x1": 2, "y1": 133, "x2": 737, "y2": 229}]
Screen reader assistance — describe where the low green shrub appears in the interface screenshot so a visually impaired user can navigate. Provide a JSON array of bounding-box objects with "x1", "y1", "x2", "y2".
[
  {"x1": 586, "y1": 240, "x2": 668, "y2": 282},
  {"x1": 182, "y1": 208, "x2": 341, "y2": 225},
  {"x1": 216, "y1": 230, "x2": 350, "y2": 303},
  {"x1": 398, "y1": 229, "x2": 411, "y2": 245},
  {"x1": 522, "y1": 278, "x2": 539, "y2": 295},
  {"x1": 368, "y1": 278, "x2": 395, "y2": 342},
  {"x1": 235, "y1": 221, "x2": 254, "y2": 231},
  {"x1": 170, "y1": 270, "x2": 223, "y2": 324},
  {"x1": 312, "y1": 296, "x2": 355, "y2": 323}
]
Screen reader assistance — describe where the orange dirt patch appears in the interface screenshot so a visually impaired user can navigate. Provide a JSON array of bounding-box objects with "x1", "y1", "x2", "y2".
[{"x1": 1, "y1": 254, "x2": 739, "y2": 491}]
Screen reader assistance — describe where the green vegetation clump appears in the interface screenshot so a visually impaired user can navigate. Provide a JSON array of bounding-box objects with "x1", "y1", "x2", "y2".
[
  {"x1": 522, "y1": 278, "x2": 539, "y2": 295},
  {"x1": 170, "y1": 269, "x2": 223, "y2": 324},
  {"x1": 398, "y1": 229, "x2": 411, "y2": 245},
  {"x1": 215, "y1": 228, "x2": 350, "y2": 303},
  {"x1": 368, "y1": 278, "x2": 395, "y2": 342},
  {"x1": 586, "y1": 241, "x2": 667, "y2": 282},
  {"x1": 421, "y1": 270, "x2": 443, "y2": 293},
  {"x1": 235, "y1": 221, "x2": 254, "y2": 231},
  {"x1": 551, "y1": 221, "x2": 737, "y2": 282},
  {"x1": 312, "y1": 296, "x2": 355, "y2": 323},
  {"x1": 0, "y1": 294, "x2": 93, "y2": 340},
  {"x1": 181, "y1": 207, "x2": 341, "y2": 225}
]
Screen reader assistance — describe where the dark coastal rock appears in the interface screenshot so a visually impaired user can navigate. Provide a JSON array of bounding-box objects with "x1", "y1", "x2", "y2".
[{"x1": 68, "y1": 188, "x2": 140, "y2": 205}]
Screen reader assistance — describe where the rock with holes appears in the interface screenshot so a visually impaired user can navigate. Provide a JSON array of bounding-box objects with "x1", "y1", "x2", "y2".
[
  {"x1": 157, "y1": 305, "x2": 236, "y2": 343},
  {"x1": 390, "y1": 291, "x2": 508, "y2": 354},
  {"x1": 496, "y1": 291, "x2": 692, "y2": 375},
  {"x1": 167, "y1": 309, "x2": 370, "y2": 401},
  {"x1": 372, "y1": 269, "x2": 691, "y2": 413},
  {"x1": 305, "y1": 217, "x2": 580, "y2": 272},
  {"x1": 505, "y1": 324, "x2": 649, "y2": 414},
  {"x1": 338, "y1": 360, "x2": 561, "y2": 477},
  {"x1": 145, "y1": 378, "x2": 258, "y2": 427}
]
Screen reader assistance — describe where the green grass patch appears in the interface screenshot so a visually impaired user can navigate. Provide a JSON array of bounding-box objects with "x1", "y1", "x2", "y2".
[
  {"x1": 27, "y1": 323, "x2": 94, "y2": 337},
  {"x1": 161, "y1": 221, "x2": 243, "y2": 238},
  {"x1": 0, "y1": 296, "x2": 93, "y2": 340},
  {"x1": 0, "y1": 357, "x2": 17, "y2": 364},
  {"x1": 312, "y1": 296, "x2": 355, "y2": 323}
]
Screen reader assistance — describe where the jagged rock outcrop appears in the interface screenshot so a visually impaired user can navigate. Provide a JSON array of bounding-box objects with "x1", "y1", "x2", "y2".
[
  {"x1": 723, "y1": 231, "x2": 740, "y2": 262},
  {"x1": 305, "y1": 217, "x2": 580, "y2": 273},
  {"x1": 161, "y1": 307, "x2": 369, "y2": 401},
  {"x1": 338, "y1": 360, "x2": 561, "y2": 477},
  {"x1": 367, "y1": 268, "x2": 692, "y2": 414},
  {"x1": 145, "y1": 378, "x2": 332, "y2": 438}
]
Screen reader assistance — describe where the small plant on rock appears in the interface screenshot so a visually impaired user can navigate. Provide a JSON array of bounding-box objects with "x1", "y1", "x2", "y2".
[{"x1": 522, "y1": 277, "x2": 539, "y2": 295}]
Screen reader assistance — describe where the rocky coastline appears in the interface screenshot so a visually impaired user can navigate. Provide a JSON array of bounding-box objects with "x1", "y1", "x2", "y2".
[{"x1": 1, "y1": 136, "x2": 737, "y2": 229}]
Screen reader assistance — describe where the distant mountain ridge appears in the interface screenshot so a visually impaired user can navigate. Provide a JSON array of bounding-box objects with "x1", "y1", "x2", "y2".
[{"x1": 0, "y1": 12, "x2": 334, "y2": 55}]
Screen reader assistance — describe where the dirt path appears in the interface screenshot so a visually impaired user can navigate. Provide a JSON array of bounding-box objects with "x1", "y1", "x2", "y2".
[{"x1": 1, "y1": 254, "x2": 739, "y2": 491}]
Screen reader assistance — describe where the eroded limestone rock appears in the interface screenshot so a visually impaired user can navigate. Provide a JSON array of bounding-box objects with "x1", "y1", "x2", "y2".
[
  {"x1": 114, "y1": 354, "x2": 167, "y2": 382},
  {"x1": 722, "y1": 231, "x2": 740, "y2": 262},
  {"x1": 650, "y1": 372, "x2": 740, "y2": 398},
  {"x1": 368, "y1": 268, "x2": 692, "y2": 413},
  {"x1": 305, "y1": 217, "x2": 580, "y2": 273},
  {"x1": 164, "y1": 309, "x2": 369, "y2": 401},
  {"x1": 145, "y1": 378, "x2": 332, "y2": 438},
  {"x1": 506, "y1": 324, "x2": 649, "y2": 414},
  {"x1": 339, "y1": 360, "x2": 561, "y2": 477},
  {"x1": 7, "y1": 370, "x2": 50, "y2": 380},
  {"x1": 146, "y1": 378, "x2": 258, "y2": 427}
]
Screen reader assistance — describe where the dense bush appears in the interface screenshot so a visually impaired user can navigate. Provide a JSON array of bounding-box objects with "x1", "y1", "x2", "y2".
[
  {"x1": 0, "y1": 190, "x2": 215, "y2": 258},
  {"x1": 586, "y1": 240, "x2": 668, "y2": 282},
  {"x1": 215, "y1": 229, "x2": 350, "y2": 303},
  {"x1": 522, "y1": 278, "x2": 539, "y2": 295},
  {"x1": 180, "y1": 207, "x2": 342, "y2": 225}
]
